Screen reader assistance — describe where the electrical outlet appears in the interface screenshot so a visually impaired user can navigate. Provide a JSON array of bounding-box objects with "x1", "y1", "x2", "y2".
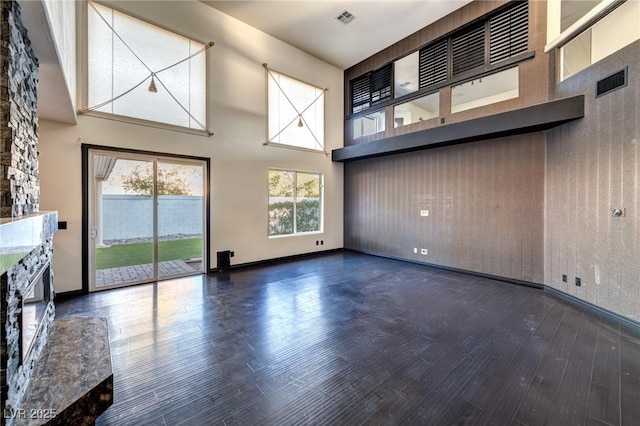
[
  {"x1": 420, "y1": 210, "x2": 429, "y2": 217},
  {"x1": 421, "y1": 248, "x2": 428, "y2": 255},
  {"x1": 413, "y1": 248, "x2": 418, "y2": 254},
  {"x1": 575, "y1": 277, "x2": 581, "y2": 287},
  {"x1": 562, "y1": 274, "x2": 567, "y2": 283}
]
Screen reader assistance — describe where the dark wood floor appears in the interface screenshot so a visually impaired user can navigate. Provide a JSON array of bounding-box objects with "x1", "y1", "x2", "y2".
[{"x1": 56, "y1": 251, "x2": 640, "y2": 425}]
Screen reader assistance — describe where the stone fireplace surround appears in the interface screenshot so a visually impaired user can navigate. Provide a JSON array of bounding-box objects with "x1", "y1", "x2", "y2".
[
  {"x1": 1, "y1": 3, "x2": 112, "y2": 425},
  {"x1": 1, "y1": 0, "x2": 55, "y2": 422},
  {"x1": 1, "y1": 212, "x2": 57, "y2": 423}
]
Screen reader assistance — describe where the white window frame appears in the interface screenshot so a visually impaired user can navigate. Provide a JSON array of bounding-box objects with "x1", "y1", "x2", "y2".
[
  {"x1": 81, "y1": 1, "x2": 211, "y2": 136},
  {"x1": 547, "y1": 0, "x2": 639, "y2": 82},
  {"x1": 545, "y1": 0, "x2": 622, "y2": 51},
  {"x1": 265, "y1": 66, "x2": 326, "y2": 153},
  {"x1": 268, "y1": 169, "x2": 324, "y2": 238}
]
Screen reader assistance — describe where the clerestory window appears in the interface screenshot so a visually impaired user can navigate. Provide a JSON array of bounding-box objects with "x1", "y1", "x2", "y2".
[
  {"x1": 85, "y1": 2, "x2": 211, "y2": 134},
  {"x1": 266, "y1": 67, "x2": 325, "y2": 152}
]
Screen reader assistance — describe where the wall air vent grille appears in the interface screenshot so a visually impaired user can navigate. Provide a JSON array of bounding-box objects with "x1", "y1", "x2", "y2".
[
  {"x1": 351, "y1": 73, "x2": 371, "y2": 113},
  {"x1": 336, "y1": 11, "x2": 355, "y2": 25},
  {"x1": 370, "y1": 64, "x2": 392, "y2": 104},
  {"x1": 596, "y1": 68, "x2": 627, "y2": 97}
]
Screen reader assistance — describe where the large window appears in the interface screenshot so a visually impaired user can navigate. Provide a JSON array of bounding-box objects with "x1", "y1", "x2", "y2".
[
  {"x1": 394, "y1": 52, "x2": 419, "y2": 98},
  {"x1": 86, "y1": 2, "x2": 208, "y2": 131},
  {"x1": 394, "y1": 92, "x2": 439, "y2": 127},
  {"x1": 559, "y1": 0, "x2": 640, "y2": 80},
  {"x1": 267, "y1": 69, "x2": 325, "y2": 151},
  {"x1": 353, "y1": 110, "x2": 385, "y2": 138},
  {"x1": 451, "y1": 66, "x2": 519, "y2": 113},
  {"x1": 268, "y1": 170, "x2": 322, "y2": 237}
]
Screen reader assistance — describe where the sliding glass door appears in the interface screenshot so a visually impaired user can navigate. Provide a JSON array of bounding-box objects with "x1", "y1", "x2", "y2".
[
  {"x1": 88, "y1": 149, "x2": 206, "y2": 291},
  {"x1": 157, "y1": 161, "x2": 205, "y2": 279}
]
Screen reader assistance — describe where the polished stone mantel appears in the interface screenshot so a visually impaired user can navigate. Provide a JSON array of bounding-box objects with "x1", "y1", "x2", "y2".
[
  {"x1": 15, "y1": 317, "x2": 114, "y2": 426},
  {"x1": 0, "y1": 212, "x2": 58, "y2": 275}
]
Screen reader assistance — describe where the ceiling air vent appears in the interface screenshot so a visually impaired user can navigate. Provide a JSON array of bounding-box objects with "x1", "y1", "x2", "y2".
[
  {"x1": 596, "y1": 67, "x2": 627, "y2": 97},
  {"x1": 336, "y1": 10, "x2": 355, "y2": 25}
]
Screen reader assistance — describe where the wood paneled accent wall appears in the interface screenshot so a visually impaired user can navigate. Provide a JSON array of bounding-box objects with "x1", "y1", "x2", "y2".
[
  {"x1": 343, "y1": 0, "x2": 640, "y2": 323},
  {"x1": 345, "y1": 133, "x2": 545, "y2": 283},
  {"x1": 546, "y1": 40, "x2": 640, "y2": 322},
  {"x1": 343, "y1": 1, "x2": 548, "y2": 283},
  {"x1": 343, "y1": 0, "x2": 551, "y2": 147}
]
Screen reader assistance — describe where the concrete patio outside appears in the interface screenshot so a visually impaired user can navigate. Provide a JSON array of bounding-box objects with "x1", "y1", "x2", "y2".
[{"x1": 95, "y1": 259, "x2": 201, "y2": 287}]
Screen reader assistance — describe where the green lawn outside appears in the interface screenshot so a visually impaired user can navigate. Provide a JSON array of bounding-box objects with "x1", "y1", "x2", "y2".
[{"x1": 96, "y1": 237, "x2": 203, "y2": 270}]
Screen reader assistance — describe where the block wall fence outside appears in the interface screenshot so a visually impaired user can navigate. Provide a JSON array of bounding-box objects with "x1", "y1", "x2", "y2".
[{"x1": 102, "y1": 195, "x2": 203, "y2": 241}]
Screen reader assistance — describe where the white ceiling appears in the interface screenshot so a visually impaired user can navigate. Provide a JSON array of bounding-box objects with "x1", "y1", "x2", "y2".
[{"x1": 200, "y1": 0, "x2": 473, "y2": 69}]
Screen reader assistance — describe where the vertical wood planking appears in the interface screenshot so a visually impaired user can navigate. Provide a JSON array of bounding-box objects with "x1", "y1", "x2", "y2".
[
  {"x1": 546, "y1": 39, "x2": 640, "y2": 322},
  {"x1": 343, "y1": 134, "x2": 545, "y2": 283}
]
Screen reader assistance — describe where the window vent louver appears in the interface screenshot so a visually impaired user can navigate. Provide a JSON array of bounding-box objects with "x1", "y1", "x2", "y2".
[
  {"x1": 452, "y1": 25, "x2": 485, "y2": 76},
  {"x1": 490, "y1": 1, "x2": 529, "y2": 64},
  {"x1": 419, "y1": 39, "x2": 448, "y2": 89},
  {"x1": 370, "y1": 64, "x2": 392, "y2": 104},
  {"x1": 596, "y1": 68, "x2": 628, "y2": 97},
  {"x1": 351, "y1": 74, "x2": 371, "y2": 113}
]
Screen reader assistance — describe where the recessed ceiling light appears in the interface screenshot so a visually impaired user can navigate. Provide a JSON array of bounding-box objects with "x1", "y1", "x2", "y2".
[{"x1": 336, "y1": 10, "x2": 355, "y2": 25}]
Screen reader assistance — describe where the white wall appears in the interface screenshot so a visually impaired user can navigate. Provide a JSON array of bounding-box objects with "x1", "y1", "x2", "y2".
[
  {"x1": 38, "y1": 0, "x2": 344, "y2": 293},
  {"x1": 42, "y1": 0, "x2": 76, "y2": 110}
]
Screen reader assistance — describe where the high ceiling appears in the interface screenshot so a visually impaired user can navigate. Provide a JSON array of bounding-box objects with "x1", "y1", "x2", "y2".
[
  {"x1": 201, "y1": 1, "x2": 473, "y2": 69},
  {"x1": 20, "y1": 0, "x2": 473, "y2": 123}
]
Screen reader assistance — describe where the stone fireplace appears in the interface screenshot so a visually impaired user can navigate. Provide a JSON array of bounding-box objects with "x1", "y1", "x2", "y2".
[
  {"x1": 0, "y1": 1, "x2": 57, "y2": 425},
  {"x1": 1, "y1": 214, "x2": 57, "y2": 424},
  {"x1": 20, "y1": 262, "x2": 52, "y2": 365}
]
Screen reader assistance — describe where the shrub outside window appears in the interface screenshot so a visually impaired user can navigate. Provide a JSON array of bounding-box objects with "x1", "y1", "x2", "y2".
[{"x1": 268, "y1": 170, "x2": 322, "y2": 237}]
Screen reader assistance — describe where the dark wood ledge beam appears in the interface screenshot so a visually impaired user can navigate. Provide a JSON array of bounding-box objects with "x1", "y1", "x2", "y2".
[{"x1": 332, "y1": 95, "x2": 585, "y2": 162}]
